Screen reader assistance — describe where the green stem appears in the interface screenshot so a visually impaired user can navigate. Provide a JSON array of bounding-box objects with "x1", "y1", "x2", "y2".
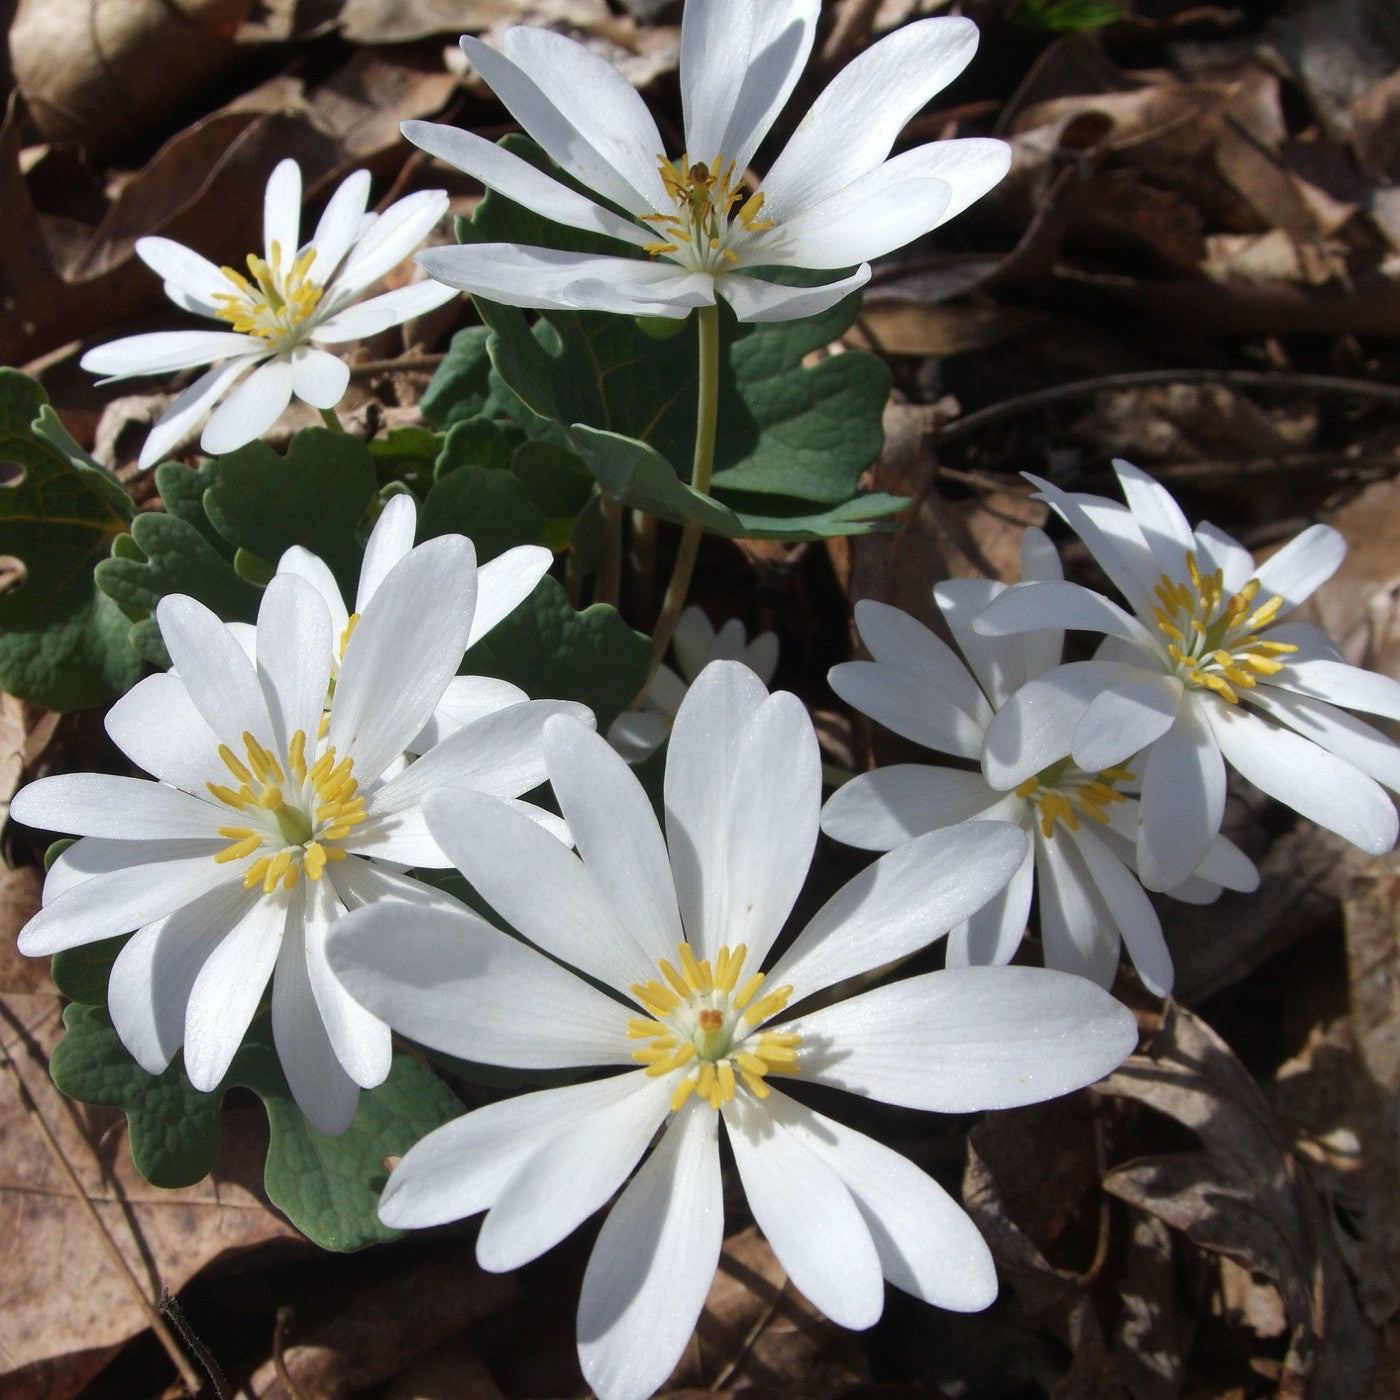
[
  {"x1": 598, "y1": 494, "x2": 623, "y2": 609},
  {"x1": 318, "y1": 405, "x2": 347, "y2": 433},
  {"x1": 650, "y1": 303, "x2": 719, "y2": 666}
]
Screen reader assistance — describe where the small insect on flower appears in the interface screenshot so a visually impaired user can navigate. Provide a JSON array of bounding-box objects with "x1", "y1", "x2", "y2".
[
  {"x1": 81, "y1": 158, "x2": 456, "y2": 467},
  {"x1": 403, "y1": 0, "x2": 1011, "y2": 322},
  {"x1": 326, "y1": 660, "x2": 1138, "y2": 1400}
]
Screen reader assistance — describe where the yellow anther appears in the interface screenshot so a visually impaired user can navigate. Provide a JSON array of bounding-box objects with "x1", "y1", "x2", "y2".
[
  {"x1": 218, "y1": 745, "x2": 253, "y2": 785},
  {"x1": 671, "y1": 1076, "x2": 698, "y2": 1111},
  {"x1": 207, "y1": 781, "x2": 246, "y2": 808},
  {"x1": 303, "y1": 842, "x2": 327, "y2": 879},
  {"x1": 263, "y1": 850, "x2": 293, "y2": 893},
  {"x1": 339, "y1": 614, "x2": 360, "y2": 658},
  {"x1": 739, "y1": 1068, "x2": 770, "y2": 1098},
  {"x1": 214, "y1": 834, "x2": 263, "y2": 864},
  {"x1": 628, "y1": 1017, "x2": 668, "y2": 1039},
  {"x1": 244, "y1": 856, "x2": 271, "y2": 888},
  {"x1": 717, "y1": 1062, "x2": 736, "y2": 1101},
  {"x1": 740, "y1": 985, "x2": 793, "y2": 1028},
  {"x1": 658, "y1": 958, "x2": 689, "y2": 999},
  {"x1": 732, "y1": 972, "x2": 764, "y2": 1011},
  {"x1": 288, "y1": 730, "x2": 308, "y2": 783}
]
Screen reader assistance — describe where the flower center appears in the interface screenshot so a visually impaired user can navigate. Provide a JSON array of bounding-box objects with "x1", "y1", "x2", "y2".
[
  {"x1": 628, "y1": 941, "x2": 800, "y2": 1111},
  {"x1": 1016, "y1": 759, "x2": 1134, "y2": 839},
  {"x1": 207, "y1": 729, "x2": 366, "y2": 893},
  {"x1": 1153, "y1": 552, "x2": 1298, "y2": 704},
  {"x1": 641, "y1": 155, "x2": 774, "y2": 274},
  {"x1": 211, "y1": 241, "x2": 323, "y2": 343}
]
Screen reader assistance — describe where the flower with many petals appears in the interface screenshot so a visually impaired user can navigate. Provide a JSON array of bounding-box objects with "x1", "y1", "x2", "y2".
[
  {"x1": 13, "y1": 535, "x2": 588, "y2": 1134},
  {"x1": 974, "y1": 460, "x2": 1400, "y2": 890},
  {"x1": 405, "y1": 0, "x2": 1009, "y2": 322},
  {"x1": 327, "y1": 660, "x2": 1137, "y2": 1400},
  {"x1": 822, "y1": 528, "x2": 1258, "y2": 995},
  {"x1": 608, "y1": 604, "x2": 778, "y2": 761},
  {"x1": 82, "y1": 159, "x2": 456, "y2": 468}
]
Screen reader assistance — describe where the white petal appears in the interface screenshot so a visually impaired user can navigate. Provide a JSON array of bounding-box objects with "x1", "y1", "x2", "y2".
[
  {"x1": 331, "y1": 189, "x2": 450, "y2": 299},
  {"x1": 543, "y1": 715, "x2": 684, "y2": 958},
  {"x1": 1136, "y1": 702, "x2": 1225, "y2": 891},
  {"x1": 276, "y1": 545, "x2": 349, "y2": 637},
  {"x1": 715, "y1": 688, "x2": 820, "y2": 968},
  {"x1": 402, "y1": 121, "x2": 652, "y2": 250},
  {"x1": 413, "y1": 675, "x2": 532, "y2": 750},
  {"x1": 832, "y1": 656, "x2": 984, "y2": 759},
  {"x1": 20, "y1": 842, "x2": 232, "y2": 956},
  {"x1": 272, "y1": 895, "x2": 362, "y2": 1135},
  {"x1": 1034, "y1": 832, "x2": 1123, "y2": 989},
  {"x1": 200, "y1": 356, "x2": 295, "y2": 455},
  {"x1": 10, "y1": 773, "x2": 222, "y2": 841},
  {"x1": 794, "y1": 965, "x2": 1138, "y2": 1111},
  {"x1": 156, "y1": 593, "x2": 274, "y2": 752},
  {"x1": 688, "y1": 0, "x2": 820, "y2": 173},
  {"x1": 1209, "y1": 702, "x2": 1398, "y2": 854},
  {"x1": 380, "y1": 1072, "x2": 655, "y2": 1229},
  {"x1": 309, "y1": 169, "x2": 372, "y2": 282},
  {"x1": 421, "y1": 788, "x2": 654, "y2": 995},
  {"x1": 664, "y1": 660, "x2": 769, "y2": 957},
  {"x1": 762, "y1": 16, "x2": 979, "y2": 215},
  {"x1": 476, "y1": 30, "x2": 667, "y2": 215},
  {"x1": 1250, "y1": 686, "x2": 1400, "y2": 792},
  {"x1": 765, "y1": 1092, "x2": 997, "y2": 1310},
  {"x1": 1073, "y1": 675, "x2": 1182, "y2": 773},
  {"x1": 768, "y1": 821, "x2": 1029, "y2": 1002},
  {"x1": 106, "y1": 671, "x2": 221, "y2": 791},
  {"x1": 1193, "y1": 521, "x2": 1256, "y2": 593},
  {"x1": 302, "y1": 873, "x2": 391, "y2": 1090},
  {"x1": 981, "y1": 660, "x2": 1142, "y2": 789},
  {"x1": 1111, "y1": 460, "x2": 1197, "y2": 581},
  {"x1": 932, "y1": 577, "x2": 1027, "y2": 707},
  {"x1": 183, "y1": 894, "x2": 286, "y2": 1090},
  {"x1": 313, "y1": 280, "x2": 459, "y2": 343},
  {"x1": 354, "y1": 494, "x2": 417, "y2": 614},
  {"x1": 745, "y1": 632, "x2": 779, "y2": 683},
  {"x1": 671, "y1": 605, "x2": 716, "y2": 680},
  {"x1": 107, "y1": 880, "x2": 259, "y2": 1074},
  {"x1": 81, "y1": 330, "x2": 263, "y2": 381},
  {"x1": 578, "y1": 1107, "x2": 722, "y2": 1400},
  {"x1": 725, "y1": 1092, "x2": 883, "y2": 1327},
  {"x1": 255, "y1": 573, "x2": 334, "y2": 756},
  {"x1": 718, "y1": 266, "x2": 869, "y2": 323},
  {"x1": 288, "y1": 345, "x2": 350, "y2": 410},
  {"x1": 137, "y1": 359, "x2": 252, "y2": 470},
  {"x1": 328, "y1": 534, "x2": 478, "y2": 778},
  {"x1": 1252, "y1": 524, "x2": 1345, "y2": 610},
  {"x1": 952, "y1": 842, "x2": 1035, "y2": 968},
  {"x1": 1068, "y1": 823, "x2": 1173, "y2": 995},
  {"x1": 478, "y1": 1074, "x2": 673, "y2": 1271},
  {"x1": 326, "y1": 896, "x2": 631, "y2": 1066},
  {"x1": 468, "y1": 545, "x2": 553, "y2": 648},
  {"x1": 820, "y1": 765, "x2": 1002, "y2": 850},
  {"x1": 1184, "y1": 831, "x2": 1259, "y2": 894},
  {"x1": 263, "y1": 158, "x2": 303, "y2": 266},
  {"x1": 1274, "y1": 657, "x2": 1400, "y2": 720},
  {"x1": 974, "y1": 578, "x2": 1156, "y2": 652},
  {"x1": 416, "y1": 243, "x2": 714, "y2": 317},
  {"x1": 135, "y1": 235, "x2": 227, "y2": 302}
]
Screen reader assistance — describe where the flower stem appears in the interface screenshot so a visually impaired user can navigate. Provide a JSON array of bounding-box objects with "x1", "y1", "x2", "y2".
[
  {"x1": 598, "y1": 495, "x2": 623, "y2": 609},
  {"x1": 651, "y1": 303, "x2": 719, "y2": 665},
  {"x1": 318, "y1": 406, "x2": 347, "y2": 433}
]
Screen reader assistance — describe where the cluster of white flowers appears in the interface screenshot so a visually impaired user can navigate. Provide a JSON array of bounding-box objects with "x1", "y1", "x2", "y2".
[{"x1": 33, "y1": 1, "x2": 1400, "y2": 1397}]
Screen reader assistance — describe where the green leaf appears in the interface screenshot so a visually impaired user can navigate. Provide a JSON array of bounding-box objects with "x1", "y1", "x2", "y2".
[
  {"x1": 419, "y1": 462, "x2": 547, "y2": 564},
  {"x1": 51, "y1": 933, "x2": 128, "y2": 1005},
  {"x1": 202, "y1": 429, "x2": 377, "y2": 598},
  {"x1": 50, "y1": 1003, "x2": 463, "y2": 1251},
  {"x1": 464, "y1": 574, "x2": 650, "y2": 731},
  {"x1": 420, "y1": 326, "x2": 496, "y2": 430},
  {"x1": 0, "y1": 370, "x2": 144, "y2": 710},
  {"x1": 1016, "y1": 0, "x2": 1122, "y2": 30}
]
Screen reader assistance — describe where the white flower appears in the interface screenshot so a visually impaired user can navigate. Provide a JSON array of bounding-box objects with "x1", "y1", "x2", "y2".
[
  {"x1": 404, "y1": 0, "x2": 1010, "y2": 323},
  {"x1": 12, "y1": 535, "x2": 589, "y2": 1135},
  {"x1": 239, "y1": 493, "x2": 556, "y2": 759},
  {"x1": 608, "y1": 604, "x2": 778, "y2": 761},
  {"x1": 326, "y1": 660, "x2": 1138, "y2": 1400},
  {"x1": 973, "y1": 460, "x2": 1400, "y2": 891},
  {"x1": 822, "y1": 529, "x2": 1259, "y2": 996},
  {"x1": 81, "y1": 159, "x2": 457, "y2": 468}
]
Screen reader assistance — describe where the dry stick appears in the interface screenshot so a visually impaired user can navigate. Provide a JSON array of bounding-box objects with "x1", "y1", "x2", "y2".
[
  {"x1": 347, "y1": 354, "x2": 447, "y2": 376},
  {"x1": 160, "y1": 1291, "x2": 231, "y2": 1400},
  {"x1": 929, "y1": 368, "x2": 1400, "y2": 446},
  {"x1": 0, "y1": 1040, "x2": 204, "y2": 1395},
  {"x1": 272, "y1": 1306, "x2": 311, "y2": 1400},
  {"x1": 708, "y1": 1277, "x2": 790, "y2": 1392}
]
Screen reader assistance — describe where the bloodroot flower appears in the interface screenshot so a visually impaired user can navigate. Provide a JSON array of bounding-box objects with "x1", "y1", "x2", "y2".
[
  {"x1": 12, "y1": 534, "x2": 587, "y2": 1134},
  {"x1": 405, "y1": 0, "x2": 1010, "y2": 321},
  {"x1": 81, "y1": 158, "x2": 456, "y2": 467},
  {"x1": 327, "y1": 661, "x2": 1137, "y2": 1400},
  {"x1": 974, "y1": 460, "x2": 1400, "y2": 889}
]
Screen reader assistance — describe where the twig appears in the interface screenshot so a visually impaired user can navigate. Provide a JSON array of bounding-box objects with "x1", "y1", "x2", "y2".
[
  {"x1": 0, "y1": 1038, "x2": 203, "y2": 1395},
  {"x1": 347, "y1": 354, "x2": 447, "y2": 377},
  {"x1": 708, "y1": 1278, "x2": 789, "y2": 1392},
  {"x1": 930, "y1": 369, "x2": 1400, "y2": 445},
  {"x1": 161, "y1": 1291, "x2": 230, "y2": 1400},
  {"x1": 272, "y1": 1306, "x2": 310, "y2": 1400}
]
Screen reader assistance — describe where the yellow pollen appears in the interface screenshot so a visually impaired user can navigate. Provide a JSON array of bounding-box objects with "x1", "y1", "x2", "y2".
[
  {"x1": 648, "y1": 150, "x2": 765, "y2": 273},
  {"x1": 339, "y1": 613, "x2": 360, "y2": 658},
  {"x1": 1020, "y1": 761, "x2": 1135, "y2": 840},
  {"x1": 632, "y1": 942, "x2": 801, "y2": 1114},
  {"x1": 208, "y1": 729, "x2": 367, "y2": 892},
  {"x1": 212, "y1": 242, "x2": 323, "y2": 342},
  {"x1": 1152, "y1": 552, "x2": 1297, "y2": 705}
]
